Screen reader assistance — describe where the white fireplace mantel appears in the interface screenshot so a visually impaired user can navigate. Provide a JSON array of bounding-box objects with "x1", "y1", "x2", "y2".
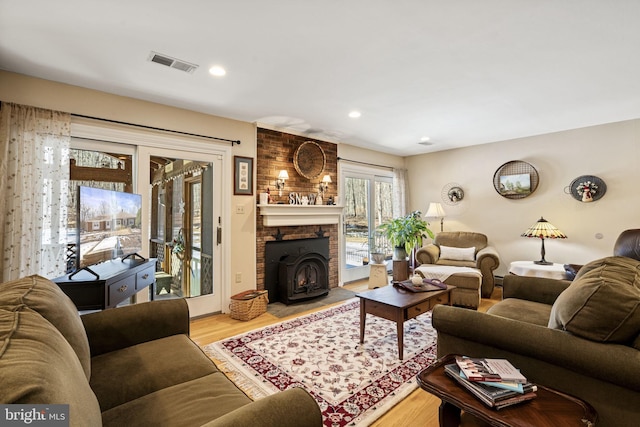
[{"x1": 258, "y1": 204, "x2": 344, "y2": 227}]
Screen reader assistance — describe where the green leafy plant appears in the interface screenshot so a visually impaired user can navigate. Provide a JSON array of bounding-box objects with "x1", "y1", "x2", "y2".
[{"x1": 377, "y1": 211, "x2": 434, "y2": 258}]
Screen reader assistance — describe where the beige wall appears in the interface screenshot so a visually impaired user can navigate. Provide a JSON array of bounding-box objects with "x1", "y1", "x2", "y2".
[
  {"x1": 5, "y1": 70, "x2": 636, "y2": 286},
  {"x1": 337, "y1": 143, "x2": 406, "y2": 170},
  {"x1": 0, "y1": 70, "x2": 407, "y2": 300},
  {"x1": 406, "y1": 119, "x2": 640, "y2": 276},
  {"x1": 0, "y1": 70, "x2": 258, "y2": 299}
]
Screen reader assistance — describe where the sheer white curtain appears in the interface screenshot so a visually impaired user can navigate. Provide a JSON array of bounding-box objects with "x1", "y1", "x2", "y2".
[
  {"x1": 0, "y1": 103, "x2": 71, "y2": 281},
  {"x1": 392, "y1": 168, "x2": 408, "y2": 218}
]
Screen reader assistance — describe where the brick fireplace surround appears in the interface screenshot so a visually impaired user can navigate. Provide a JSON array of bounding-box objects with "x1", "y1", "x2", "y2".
[{"x1": 255, "y1": 128, "x2": 339, "y2": 297}]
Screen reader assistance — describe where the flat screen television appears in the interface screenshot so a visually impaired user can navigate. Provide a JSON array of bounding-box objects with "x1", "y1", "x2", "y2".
[{"x1": 73, "y1": 186, "x2": 143, "y2": 269}]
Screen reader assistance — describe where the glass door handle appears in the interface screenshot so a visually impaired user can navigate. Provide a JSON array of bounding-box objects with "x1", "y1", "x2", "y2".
[{"x1": 217, "y1": 227, "x2": 222, "y2": 245}]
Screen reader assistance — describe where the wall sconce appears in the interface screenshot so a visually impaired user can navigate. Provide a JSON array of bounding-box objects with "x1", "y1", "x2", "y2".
[
  {"x1": 275, "y1": 170, "x2": 289, "y2": 196},
  {"x1": 319, "y1": 175, "x2": 332, "y2": 193}
]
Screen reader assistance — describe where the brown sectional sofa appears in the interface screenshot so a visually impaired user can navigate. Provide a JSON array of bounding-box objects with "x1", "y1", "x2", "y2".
[
  {"x1": 432, "y1": 256, "x2": 640, "y2": 427},
  {"x1": 0, "y1": 275, "x2": 322, "y2": 427}
]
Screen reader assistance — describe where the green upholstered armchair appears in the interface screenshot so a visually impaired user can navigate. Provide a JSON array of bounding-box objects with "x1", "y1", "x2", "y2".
[{"x1": 415, "y1": 231, "x2": 500, "y2": 298}]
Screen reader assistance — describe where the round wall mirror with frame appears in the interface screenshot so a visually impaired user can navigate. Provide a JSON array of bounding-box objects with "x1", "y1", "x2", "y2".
[{"x1": 493, "y1": 160, "x2": 539, "y2": 199}]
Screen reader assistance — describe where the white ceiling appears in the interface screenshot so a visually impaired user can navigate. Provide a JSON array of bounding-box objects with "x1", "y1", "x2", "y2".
[{"x1": 1, "y1": 1, "x2": 640, "y2": 156}]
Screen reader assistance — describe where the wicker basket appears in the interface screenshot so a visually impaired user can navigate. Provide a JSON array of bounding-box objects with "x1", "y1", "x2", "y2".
[{"x1": 229, "y1": 290, "x2": 269, "y2": 321}]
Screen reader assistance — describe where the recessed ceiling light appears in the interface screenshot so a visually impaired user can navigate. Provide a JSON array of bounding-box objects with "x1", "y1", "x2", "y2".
[
  {"x1": 420, "y1": 136, "x2": 430, "y2": 142},
  {"x1": 348, "y1": 111, "x2": 361, "y2": 118},
  {"x1": 209, "y1": 65, "x2": 226, "y2": 77}
]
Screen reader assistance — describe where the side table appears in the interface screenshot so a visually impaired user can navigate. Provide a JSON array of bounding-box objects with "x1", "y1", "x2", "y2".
[
  {"x1": 392, "y1": 259, "x2": 409, "y2": 281},
  {"x1": 368, "y1": 263, "x2": 389, "y2": 289},
  {"x1": 416, "y1": 354, "x2": 597, "y2": 427},
  {"x1": 509, "y1": 261, "x2": 567, "y2": 280}
]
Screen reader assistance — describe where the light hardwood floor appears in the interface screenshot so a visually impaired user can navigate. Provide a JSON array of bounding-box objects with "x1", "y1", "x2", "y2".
[{"x1": 190, "y1": 279, "x2": 503, "y2": 427}]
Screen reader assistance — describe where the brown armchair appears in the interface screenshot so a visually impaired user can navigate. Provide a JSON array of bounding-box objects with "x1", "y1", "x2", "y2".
[{"x1": 415, "y1": 231, "x2": 500, "y2": 298}]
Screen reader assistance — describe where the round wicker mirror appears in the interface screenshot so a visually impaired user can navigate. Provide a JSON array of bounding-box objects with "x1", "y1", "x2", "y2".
[{"x1": 294, "y1": 141, "x2": 326, "y2": 179}]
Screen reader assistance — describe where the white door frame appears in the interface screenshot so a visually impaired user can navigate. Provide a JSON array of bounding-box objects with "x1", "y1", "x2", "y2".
[
  {"x1": 71, "y1": 118, "x2": 232, "y2": 317},
  {"x1": 339, "y1": 163, "x2": 394, "y2": 284}
]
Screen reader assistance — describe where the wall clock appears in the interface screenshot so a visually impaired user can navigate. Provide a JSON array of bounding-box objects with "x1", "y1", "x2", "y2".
[
  {"x1": 441, "y1": 182, "x2": 464, "y2": 205},
  {"x1": 293, "y1": 141, "x2": 326, "y2": 179},
  {"x1": 568, "y1": 175, "x2": 606, "y2": 202}
]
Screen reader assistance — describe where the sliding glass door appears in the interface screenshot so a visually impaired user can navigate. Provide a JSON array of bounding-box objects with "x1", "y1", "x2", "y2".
[
  {"x1": 141, "y1": 146, "x2": 223, "y2": 316},
  {"x1": 340, "y1": 165, "x2": 393, "y2": 283}
]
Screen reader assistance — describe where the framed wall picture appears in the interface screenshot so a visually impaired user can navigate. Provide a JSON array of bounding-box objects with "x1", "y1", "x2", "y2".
[{"x1": 234, "y1": 156, "x2": 253, "y2": 195}]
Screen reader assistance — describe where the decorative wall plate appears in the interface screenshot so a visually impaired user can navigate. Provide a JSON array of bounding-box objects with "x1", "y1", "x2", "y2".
[
  {"x1": 441, "y1": 182, "x2": 464, "y2": 205},
  {"x1": 293, "y1": 141, "x2": 326, "y2": 179},
  {"x1": 569, "y1": 175, "x2": 606, "y2": 202},
  {"x1": 493, "y1": 160, "x2": 539, "y2": 199}
]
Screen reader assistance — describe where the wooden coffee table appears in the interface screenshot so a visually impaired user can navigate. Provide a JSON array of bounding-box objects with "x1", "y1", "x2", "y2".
[
  {"x1": 356, "y1": 284, "x2": 454, "y2": 360},
  {"x1": 417, "y1": 354, "x2": 597, "y2": 427}
]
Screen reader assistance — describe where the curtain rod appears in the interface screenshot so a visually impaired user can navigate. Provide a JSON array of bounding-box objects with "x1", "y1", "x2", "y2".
[
  {"x1": 72, "y1": 113, "x2": 241, "y2": 146},
  {"x1": 337, "y1": 157, "x2": 394, "y2": 170}
]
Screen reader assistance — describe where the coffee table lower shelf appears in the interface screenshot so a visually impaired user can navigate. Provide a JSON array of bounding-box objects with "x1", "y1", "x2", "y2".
[{"x1": 416, "y1": 355, "x2": 597, "y2": 427}]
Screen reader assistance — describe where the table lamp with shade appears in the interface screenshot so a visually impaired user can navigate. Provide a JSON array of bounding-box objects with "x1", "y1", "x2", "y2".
[
  {"x1": 521, "y1": 217, "x2": 567, "y2": 265},
  {"x1": 425, "y1": 202, "x2": 446, "y2": 232}
]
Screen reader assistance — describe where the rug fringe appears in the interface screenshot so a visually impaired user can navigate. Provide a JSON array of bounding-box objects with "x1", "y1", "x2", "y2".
[
  {"x1": 356, "y1": 383, "x2": 418, "y2": 426},
  {"x1": 204, "y1": 346, "x2": 273, "y2": 400}
]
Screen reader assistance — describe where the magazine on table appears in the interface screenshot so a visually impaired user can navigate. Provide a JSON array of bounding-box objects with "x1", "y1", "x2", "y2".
[
  {"x1": 444, "y1": 364, "x2": 537, "y2": 409},
  {"x1": 455, "y1": 356, "x2": 528, "y2": 383}
]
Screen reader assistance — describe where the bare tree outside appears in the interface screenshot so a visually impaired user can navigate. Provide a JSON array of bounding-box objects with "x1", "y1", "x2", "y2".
[{"x1": 344, "y1": 176, "x2": 393, "y2": 267}]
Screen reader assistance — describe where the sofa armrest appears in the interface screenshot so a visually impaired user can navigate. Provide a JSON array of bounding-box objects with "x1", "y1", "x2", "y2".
[
  {"x1": 502, "y1": 274, "x2": 571, "y2": 305},
  {"x1": 200, "y1": 388, "x2": 322, "y2": 427},
  {"x1": 81, "y1": 298, "x2": 190, "y2": 357},
  {"x1": 432, "y1": 305, "x2": 640, "y2": 392},
  {"x1": 475, "y1": 245, "x2": 499, "y2": 271},
  {"x1": 475, "y1": 245, "x2": 500, "y2": 297},
  {"x1": 416, "y1": 244, "x2": 439, "y2": 265}
]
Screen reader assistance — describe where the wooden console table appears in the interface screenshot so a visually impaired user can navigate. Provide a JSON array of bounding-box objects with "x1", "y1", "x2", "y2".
[
  {"x1": 53, "y1": 256, "x2": 157, "y2": 310},
  {"x1": 417, "y1": 354, "x2": 597, "y2": 427}
]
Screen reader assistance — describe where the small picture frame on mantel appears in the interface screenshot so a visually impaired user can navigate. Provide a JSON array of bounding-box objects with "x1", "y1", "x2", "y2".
[{"x1": 234, "y1": 156, "x2": 253, "y2": 196}]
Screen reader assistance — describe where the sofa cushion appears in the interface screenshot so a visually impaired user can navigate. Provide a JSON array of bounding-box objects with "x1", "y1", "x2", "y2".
[
  {"x1": 91, "y1": 333, "x2": 220, "y2": 411},
  {"x1": 0, "y1": 275, "x2": 91, "y2": 379},
  {"x1": 0, "y1": 307, "x2": 102, "y2": 427},
  {"x1": 548, "y1": 256, "x2": 640, "y2": 344},
  {"x1": 435, "y1": 231, "x2": 488, "y2": 251},
  {"x1": 440, "y1": 245, "x2": 475, "y2": 261},
  {"x1": 101, "y1": 372, "x2": 251, "y2": 427}
]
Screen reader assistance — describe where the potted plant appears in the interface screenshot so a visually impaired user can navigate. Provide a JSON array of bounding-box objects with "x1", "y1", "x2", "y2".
[
  {"x1": 369, "y1": 231, "x2": 390, "y2": 264},
  {"x1": 377, "y1": 211, "x2": 434, "y2": 260}
]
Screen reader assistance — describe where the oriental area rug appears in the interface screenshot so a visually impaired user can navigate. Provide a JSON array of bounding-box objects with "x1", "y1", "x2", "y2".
[{"x1": 204, "y1": 298, "x2": 438, "y2": 427}]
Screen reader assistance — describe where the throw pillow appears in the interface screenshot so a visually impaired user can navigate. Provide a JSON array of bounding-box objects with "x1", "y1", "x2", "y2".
[
  {"x1": 439, "y1": 245, "x2": 475, "y2": 261},
  {"x1": 548, "y1": 256, "x2": 640, "y2": 344}
]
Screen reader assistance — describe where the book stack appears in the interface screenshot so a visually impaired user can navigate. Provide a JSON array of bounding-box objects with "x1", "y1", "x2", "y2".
[{"x1": 444, "y1": 356, "x2": 537, "y2": 410}]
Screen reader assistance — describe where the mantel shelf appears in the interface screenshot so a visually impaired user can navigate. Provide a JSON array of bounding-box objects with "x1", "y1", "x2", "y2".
[{"x1": 258, "y1": 204, "x2": 344, "y2": 227}]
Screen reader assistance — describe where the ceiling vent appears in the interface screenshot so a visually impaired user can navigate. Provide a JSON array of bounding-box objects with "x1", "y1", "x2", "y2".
[{"x1": 148, "y1": 51, "x2": 198, "y2": 74}]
